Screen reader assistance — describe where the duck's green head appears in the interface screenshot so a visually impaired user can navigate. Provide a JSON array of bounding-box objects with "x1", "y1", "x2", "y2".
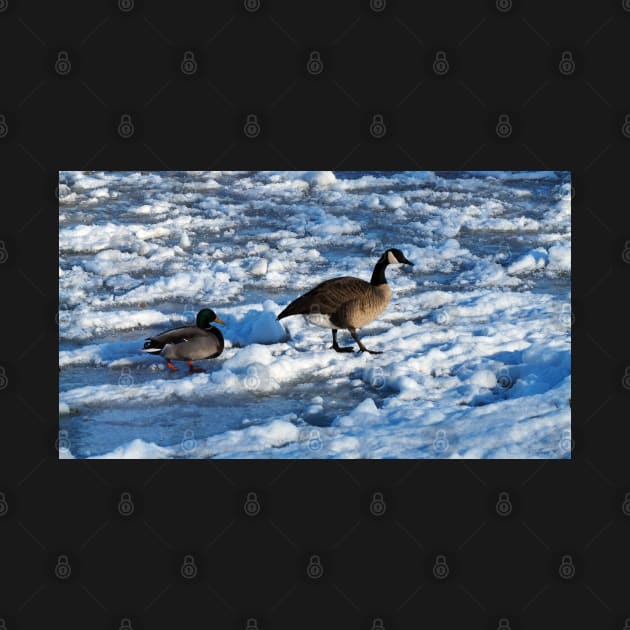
[{"x1": 196, "y1": 308, "x2": 225, "y2": 328}]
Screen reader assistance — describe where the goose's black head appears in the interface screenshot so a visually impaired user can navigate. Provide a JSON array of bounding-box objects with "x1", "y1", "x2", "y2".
[
  {"x1": 371, "y1": 248, "x2": 413, "y2": 285},
  {"x1": 379, "y1": 248, "x2": 414, "y2": 266},
  {"x1": 196, "y1": 308, "x2": 225, "y2": 329}
]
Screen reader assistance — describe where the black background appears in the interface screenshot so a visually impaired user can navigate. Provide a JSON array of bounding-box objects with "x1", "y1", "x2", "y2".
[{"x1": 1, "y1": 0, "x2": 629, "y2": 628}]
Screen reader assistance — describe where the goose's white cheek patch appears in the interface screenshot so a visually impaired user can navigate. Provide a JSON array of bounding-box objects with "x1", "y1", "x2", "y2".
[{"x1": 387, "y1": 251, "x2": 398, "y2": 264}]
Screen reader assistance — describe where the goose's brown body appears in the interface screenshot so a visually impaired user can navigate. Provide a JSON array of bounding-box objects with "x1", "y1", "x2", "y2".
[
  {"x1": 278, "y1": 278, "x2": 391, "y2": 329},
  {"x1": 277, "y1": 249, "x2": 412, "y2": 354}
]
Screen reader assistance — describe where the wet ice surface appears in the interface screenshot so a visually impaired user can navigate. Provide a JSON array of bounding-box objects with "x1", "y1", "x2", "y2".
[{"x1": 58, "y1": 170, "x2": 571, "y2": 459}]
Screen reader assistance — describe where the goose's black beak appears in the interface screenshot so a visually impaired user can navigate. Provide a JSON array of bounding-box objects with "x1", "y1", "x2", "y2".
[{"x1": 401, "y1": 256, "x2": 413, "y2": 266}]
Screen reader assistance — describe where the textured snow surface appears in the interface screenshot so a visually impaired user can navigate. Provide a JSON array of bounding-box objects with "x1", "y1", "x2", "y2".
[{"x1": 59, "y1": 171, "x2": 571, "y2": 459}]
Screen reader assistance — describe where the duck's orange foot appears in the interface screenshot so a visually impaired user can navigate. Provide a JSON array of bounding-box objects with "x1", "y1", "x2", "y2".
[
  {"x1": 188, "y1": 361, "x2": 205, "y2": 373},
  {"x1": 166, "y1": 360, "x2": 179, "y2": 372}
]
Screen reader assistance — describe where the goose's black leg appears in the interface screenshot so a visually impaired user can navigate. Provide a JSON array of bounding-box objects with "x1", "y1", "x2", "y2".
[
  {"x1": 331, "y1": 329, "x2": 353, "y2": 353},
  {"x1": 349, "y1": 327, "x2": 382, "y2": 354}
]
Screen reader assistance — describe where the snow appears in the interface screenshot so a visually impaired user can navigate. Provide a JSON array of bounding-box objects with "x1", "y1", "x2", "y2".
[
  {"x1": 548, "y1": 243, "x2": 571, "y2": 272},
  {"x1": 59, "y1": 170, "x2": 571, "y2": 459}
]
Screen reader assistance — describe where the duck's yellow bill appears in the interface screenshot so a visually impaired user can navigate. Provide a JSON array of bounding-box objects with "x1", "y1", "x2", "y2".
[{"x1": 214, "y1": 316, "x2": 225, "y2": 325}]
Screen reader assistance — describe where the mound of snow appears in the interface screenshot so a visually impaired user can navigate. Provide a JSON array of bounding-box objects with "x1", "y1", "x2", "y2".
[
  {"x1": 228, "y1": 301, "x2": 287, "y2": 345},
  {"x1": 547, "y1": 244, "x2": 570, "y2": 272},
  {"x1": 96, "y1": 438, "x2": 172, "y2": 459},
  {"x1": 507, "y1": 249, "x2": 549, "y2": 275}
]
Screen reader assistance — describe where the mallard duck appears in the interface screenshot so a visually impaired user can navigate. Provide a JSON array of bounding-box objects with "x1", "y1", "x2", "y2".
[
  {"x1": 142, "y1": 308, "x2": 225, "y2": 372},
  {"x1": 277, "y1": 248, "x2": 413, "y2": 354}
]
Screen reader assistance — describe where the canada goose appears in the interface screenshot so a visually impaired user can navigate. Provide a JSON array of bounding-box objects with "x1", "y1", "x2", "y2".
[
  {"x1": 277, "y1": 248, "x2": 413, "y2": 354},
  {"x1": 142, "y1": 308, "x2": 225, "y2": 372}
]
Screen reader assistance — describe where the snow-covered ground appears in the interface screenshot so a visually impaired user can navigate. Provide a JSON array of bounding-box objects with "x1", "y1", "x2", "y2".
[{"x1": 58, "y1": 170, "x2": 571, "y2": 459}]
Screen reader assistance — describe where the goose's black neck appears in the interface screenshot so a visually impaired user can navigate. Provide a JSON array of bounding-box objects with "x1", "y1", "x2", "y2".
[{"x1": 370, "y1": 258, "x2": 389, "y2": 286}]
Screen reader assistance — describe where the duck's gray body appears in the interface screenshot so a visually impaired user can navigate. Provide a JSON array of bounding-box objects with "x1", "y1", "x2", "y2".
[
  {"x1": 142, "y1": 308, "x2": 225, "y2": 372},
  {"x1": 146, "y1": 325, "x2": 224, "y2": 361}
]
